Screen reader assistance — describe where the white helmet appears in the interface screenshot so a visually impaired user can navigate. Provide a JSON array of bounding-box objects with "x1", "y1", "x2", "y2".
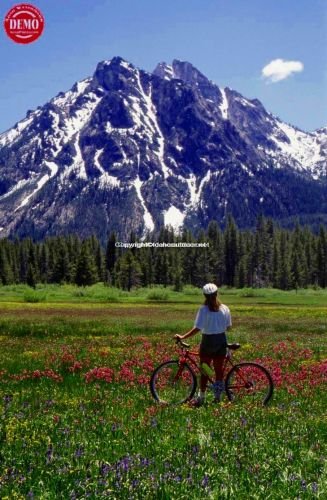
[{"x1": 202, "y1": 283, "x2": 218, "y2": 295}]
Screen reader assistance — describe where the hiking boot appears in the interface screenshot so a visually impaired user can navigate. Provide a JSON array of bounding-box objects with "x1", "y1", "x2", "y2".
[{"x1": 192, "y1": 396, "x2": 205, "y2": 407}]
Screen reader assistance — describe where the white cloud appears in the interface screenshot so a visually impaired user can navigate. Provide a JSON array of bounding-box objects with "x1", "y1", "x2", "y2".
[{"x1": 262, "y1": 58, "x2": 304, "y2": 83}]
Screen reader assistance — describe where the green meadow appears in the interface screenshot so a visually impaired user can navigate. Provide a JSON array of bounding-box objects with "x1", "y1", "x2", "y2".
[{"x1": 0, "y1": 285, "x2": 326, "y2": 498}]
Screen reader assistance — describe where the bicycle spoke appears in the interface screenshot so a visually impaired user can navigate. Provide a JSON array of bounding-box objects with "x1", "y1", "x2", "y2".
[
  {"x1": 226, "y1": 363, "x2": 273, "y2": 405},
  {"x1": 151, "y1": 361, "x2": 196, "y2": 405}
]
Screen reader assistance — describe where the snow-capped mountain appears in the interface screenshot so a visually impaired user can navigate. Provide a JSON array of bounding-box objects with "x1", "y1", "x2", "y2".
[{"x1": 0, "y1": 56, "x2": 326, "y2": 242}]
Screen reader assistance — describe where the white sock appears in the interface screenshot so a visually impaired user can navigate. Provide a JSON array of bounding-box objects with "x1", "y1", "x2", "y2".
[{"x1": 199, "y1": 391, "x2": 206, "y2": 399}]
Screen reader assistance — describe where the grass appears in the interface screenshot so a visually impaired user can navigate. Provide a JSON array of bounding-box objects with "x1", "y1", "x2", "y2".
[
  {"x1": 0, "y1": 286, "x2": 326, "y2": 498},
  {"x1": 0, "y1": 282, "x2": 326, "y2": 306}
]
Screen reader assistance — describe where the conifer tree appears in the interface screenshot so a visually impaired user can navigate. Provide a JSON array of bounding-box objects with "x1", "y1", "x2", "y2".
[
  {"x1": 172, "y1": 247, "x2": 184, "y2": 292},
  {"x1": 0, "y1": 246, "x2": 14, "y2": 285},
  {"x1": 75, "y1": 242, "x2": 99, "y2": 287},
  {"x1": 193, "y1": 230, "x2": 213, "y2": 286},
  {"x1": 39, "y1": 243, "x2": 50, "y2": 283},
  {"x1": 207, "y1": 221, "x2": 225, "y2": 285},
  {"x1": 52, "y1": 239, "x2": 72, "y2": 284},
  {"x1": 26, "y1": 263, "x2": 37, "y2": 288},
  {"x1": 106, "y1": 232, "x2": 117, "y2": 284},
  {"x1": 181, "y1": 229, "x2": 197, "y2": 286},
  {"x1": 19, "y1": 241, "x2": 29, "y2": 283},
  {"x1": 155, "y1": 251, "x2": 171, "y2": 287},
  {"x1": 276, "y1": 231, "x2": 292, "y2": 290},
  {"x1": 317, "y1": 226, "x2": 327, "y2": 288},
  {"x1": 224, "y1": 216, "x2": 238, "y2": 286},
  {"x1": 115, "y1": 250, "x2": 142, "y2": 291},
  {"x1": 272, "y1": 236, "x2": 280, "y2": 288},
  {"x1": 95, "y1": 244, "x2": 105, "y2": 282},
  {"x1": 290, "y1": 226, "x2": 307, "y2": 289}
]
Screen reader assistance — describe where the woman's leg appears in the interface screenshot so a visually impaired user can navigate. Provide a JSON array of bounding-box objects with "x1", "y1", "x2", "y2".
[
  {"x1": 199, "y1": 353, "x2": 212, "y2": 392},
  {"x1": 212, "y1": 355, "x2": 226, "y2": 401},
  {"x1": 212, "y1": 355, "x2": 225, "y2": 381}
]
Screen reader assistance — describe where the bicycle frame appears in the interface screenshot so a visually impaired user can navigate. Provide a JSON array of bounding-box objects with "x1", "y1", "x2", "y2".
[{"x1": 175, "y1": 345, "x2": 235, "y2": 386}]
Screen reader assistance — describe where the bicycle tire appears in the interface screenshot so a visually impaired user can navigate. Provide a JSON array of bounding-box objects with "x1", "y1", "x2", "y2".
[
  {"x1": 150, "y1": 360, "x2": 197, "y2": 405},
  {"x1": 225, "y1": 362, "x2": 274, "y2": 405}
]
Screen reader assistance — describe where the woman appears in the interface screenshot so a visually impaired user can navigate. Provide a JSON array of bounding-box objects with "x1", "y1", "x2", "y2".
[{"x1": 174, "y1": 283, "x2": 232, "y2": 406}]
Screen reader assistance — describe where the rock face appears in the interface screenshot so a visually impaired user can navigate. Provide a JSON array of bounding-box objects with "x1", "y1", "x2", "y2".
[{"x1": 0, "y1": 56, "x2": 326, "y2": 243}]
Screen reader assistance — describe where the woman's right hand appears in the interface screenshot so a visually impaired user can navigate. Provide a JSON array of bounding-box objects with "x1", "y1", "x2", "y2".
[{"x1": 174, "y1": 334, "x2": 183, "y2": 342}]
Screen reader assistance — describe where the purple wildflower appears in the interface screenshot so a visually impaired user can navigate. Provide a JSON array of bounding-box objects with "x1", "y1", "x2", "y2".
[
  {"x1": 74, "y1": 446, "x2": 84, "y2": 458},
  {"x1": 311, "y1": 482, "x2": 318, "y2": 494},
  {"x1": 100, "y1": 463, "x2": 111, "y2": 477},
  {"x1": 140, "y1": 457, "x2": 150, "y2": 467},
  {"x1": 201, "y1": 474, "x2": 209, "y2": 488},
  {"x1": 3, "y1": 394, "x2": 13, "y2": 406},
  {"x1": 46, "y1": 444, "x2": 53, "y2": 464},
  {"x1": 44, "y1": 399, "x2": 55, "y2": 408}
]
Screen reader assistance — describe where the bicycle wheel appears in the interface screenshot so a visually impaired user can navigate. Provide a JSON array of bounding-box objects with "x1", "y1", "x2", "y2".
[
  {"x1": 150, "y1": 360, "x2": 197, "y2": 405},
  {"x1": 225, "y1": 362, "x2": 274, "y2": 405}
]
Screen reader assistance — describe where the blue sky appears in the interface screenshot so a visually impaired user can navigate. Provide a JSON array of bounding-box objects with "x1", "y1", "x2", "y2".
[{"x1": 0, "y1": 0, "x2": 326, "y2": 133}]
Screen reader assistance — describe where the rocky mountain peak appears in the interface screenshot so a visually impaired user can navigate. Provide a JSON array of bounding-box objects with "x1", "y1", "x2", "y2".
[
  {"x1": 153, "y1": 59, "x2": 211, "y2": 87},
  {"x1": 171, "y1": 59, "x2": 209, "y2": 86},
  {"x1": 152, "y1": 62, "x2": 174, "y2": 80},
  {"x1": 93, "y1": 56, "x2": 136, "y2": 91}
]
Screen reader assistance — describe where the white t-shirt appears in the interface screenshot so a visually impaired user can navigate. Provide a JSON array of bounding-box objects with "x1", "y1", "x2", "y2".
[{"x1": 194, "y1": 304, "x2": 232, "y2": 334}]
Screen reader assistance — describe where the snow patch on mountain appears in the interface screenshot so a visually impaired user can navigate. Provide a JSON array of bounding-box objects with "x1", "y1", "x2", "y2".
[
  {"x1": 185, "y1": 170, "x2": 211, "y2": 206},
  {"x1": 73, "y1": 136, "x2": 87, "y2": 180},
  {"x1": 52, "y1": 78, "x2": 92, "y2": 108},
  {"x1": 235, "y1": 96, "x2": 256, "y2": 108},
  {"x1": 186, "y1": 174, "x2": 198, "y2": 205},
  {"x1": 94, "y1": 149, "x2": 121, "y2": 187},
  {"x1": 62, "y1": 92, "x2": 102, "y2": 141},
  {"x1": 45, "y1": 161, "x2": 58, "y2": 177},
  {"x1": 136, "y1": 72, "x2": 172, "y2": 179},
  {"x1": 0, "y1": 178, "x2": 30, "y2": 201},
  {"x1": 241, "y1": 164, "x2": 254, "y2": 177},
  {"x1": 15, "y1": 161, "x2": 58, "y2": 212},
  {"x1": 133, "y1": 177, "x2": 155, "y2": 232},
  {"x1": 163, "y1": 205, "x2": 185, "y2": 231},
  {"x1": 0, "y1": 114, "x2": 36, "y2": 147},
  {"x1": 219, "y1": 88, "x2": 229, "y2": 120},
  {"x1": 270, "y1": 121, "x2": 323, "y2": 177},
  {"x1": 153, "y1": 62, "x2": 174, "y2": 81}
]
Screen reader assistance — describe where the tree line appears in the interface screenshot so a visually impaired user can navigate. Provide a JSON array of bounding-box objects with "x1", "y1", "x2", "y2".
[{"x1": 0, "y1": 216, "x2": 326, "y2": 290}]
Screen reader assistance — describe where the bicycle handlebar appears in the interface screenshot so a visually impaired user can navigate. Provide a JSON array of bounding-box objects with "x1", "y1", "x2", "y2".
[
  {"x1": 175, "y1": 337, "x2": 241, "y2": 351},
  {"x1": 175, "y1": 338, "x2": 190, "y2": 348}
]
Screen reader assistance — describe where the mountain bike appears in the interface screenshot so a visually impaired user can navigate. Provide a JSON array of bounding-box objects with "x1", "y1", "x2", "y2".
[{"x1": 150, "y1": 338, "x2": 274, "y2": 405}]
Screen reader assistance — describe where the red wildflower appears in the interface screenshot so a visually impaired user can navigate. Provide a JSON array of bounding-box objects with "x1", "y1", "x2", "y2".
[{"x1": 84, "y1": 367, "x2": 114, "y2": 383}]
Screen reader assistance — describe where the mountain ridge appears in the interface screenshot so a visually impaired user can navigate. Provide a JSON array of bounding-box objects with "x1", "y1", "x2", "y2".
[{"x1": 0, "y1": 56, "x2": 326, "y2": 243}]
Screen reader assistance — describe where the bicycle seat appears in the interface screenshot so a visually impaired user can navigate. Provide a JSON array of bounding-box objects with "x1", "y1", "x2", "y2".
[{"x1": 227, "y1": 343, "x2": 241, "y2": 350}]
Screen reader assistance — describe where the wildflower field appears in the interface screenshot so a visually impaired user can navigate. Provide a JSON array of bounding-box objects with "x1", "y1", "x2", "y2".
[{"x1": 0, "y1": 285, "x2": 326, "y2": 499}]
